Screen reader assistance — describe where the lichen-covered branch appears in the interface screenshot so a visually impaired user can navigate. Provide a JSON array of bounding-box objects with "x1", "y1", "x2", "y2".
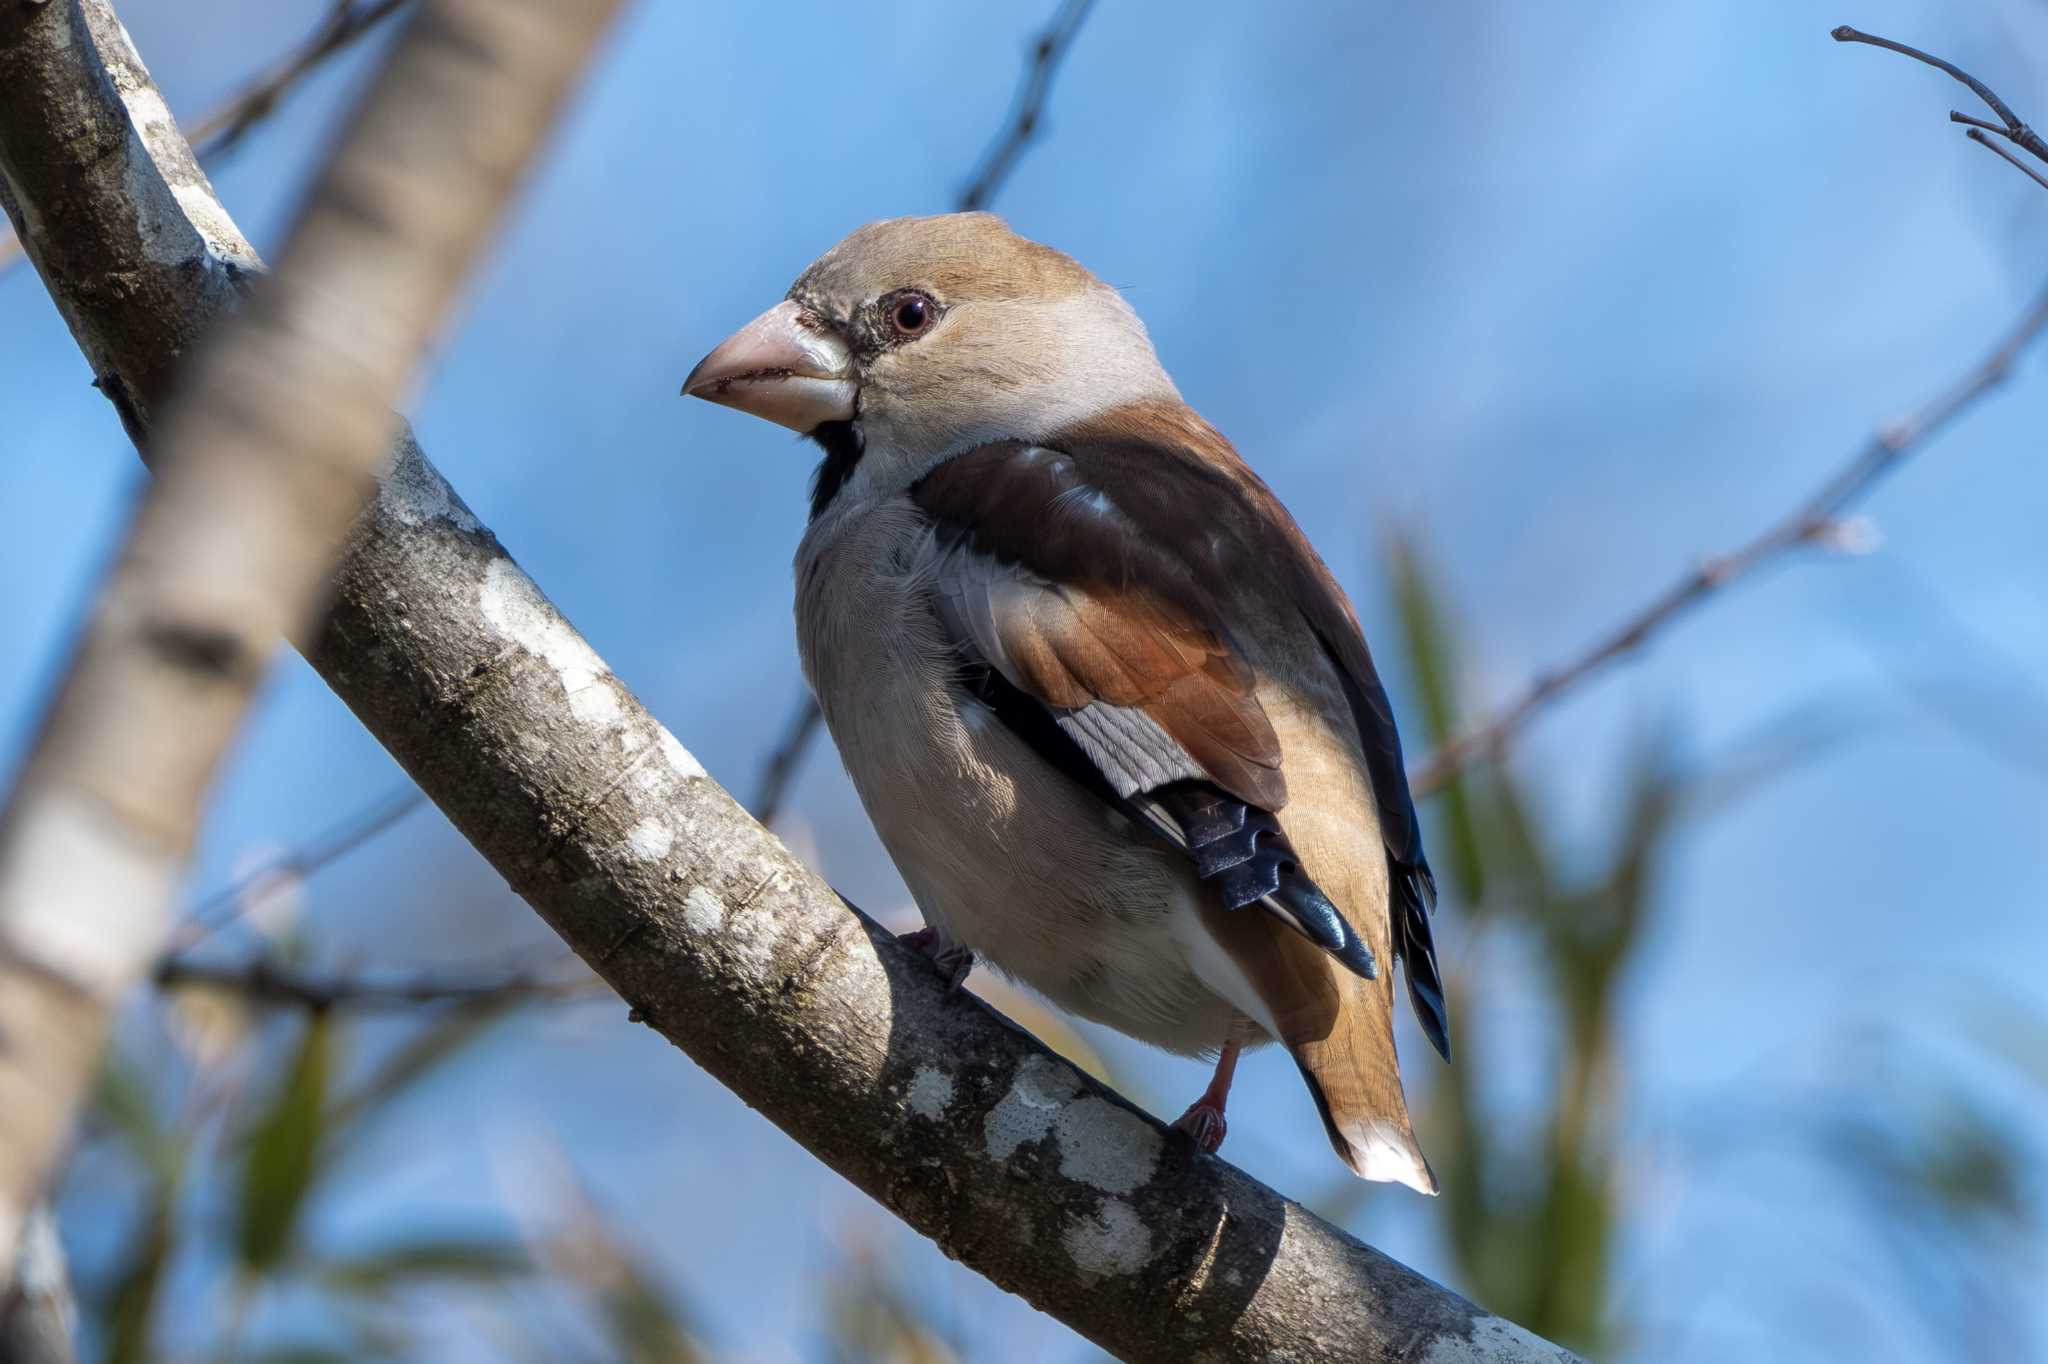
[
  {"x1": 0, "y1": 0, "x2": 414, "y2": 278},
  {"x1": 0, "y1": 0, "x2": 623, "y2": 1283},
  {"x1": 0, "y1": 4, "x2": 1577, "y2": 1360}
]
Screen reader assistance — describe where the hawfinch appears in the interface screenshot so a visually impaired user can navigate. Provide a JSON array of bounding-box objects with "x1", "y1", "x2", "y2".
[{"x1": 684, "y1": 214, "x2": 1447, "y2": 1192}]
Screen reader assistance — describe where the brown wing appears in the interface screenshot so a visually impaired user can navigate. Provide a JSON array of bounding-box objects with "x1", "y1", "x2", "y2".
[
  {"x1": 918, "y1": 445, "x2": 1283, "y2": 810},
  {"x1": 915, "y1": 406, "x2": 1448, "y2": 1059}
]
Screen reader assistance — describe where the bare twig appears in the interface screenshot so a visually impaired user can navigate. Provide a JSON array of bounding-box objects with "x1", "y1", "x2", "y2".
[
  {"x1": 754, "y1": 0, "x2": 1100, "y2": 826},
  {"x1": 155, "y1": 954, "x2": 595, "y2": 1012},
  {"x1": 749, "y1": 691, "x2": 824, "y2": 821},
  {"x1": 959, "y1": 0, "x2": 1098, "y2": 211},
  {"x1": 167, "y1": 784, "x2": 426, "y2": 952},
  {"x1": 0, "y1": 0, "x2": 414, "y2": 277},
  {"x1": 0, "y1": 0, "x2": 624, "y2": 1280},
  {"x1": 1965, "y1": 126, "x2": 2048, "y2": 193},
  {"x1": 1833, "y1": 25, "x2": 2048, "y2": 175},
  {"x1": 1409, "y1": 279, "x2": 2048, "y2": 796},
  {"x1": 191, "y1": 0, "x2": 415, "y2": 159},
  {"x1": 0, "y1": 8, "x2": 1580, "y2": 1357}
]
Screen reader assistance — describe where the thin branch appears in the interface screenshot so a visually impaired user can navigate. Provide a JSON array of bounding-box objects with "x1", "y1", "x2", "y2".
[
  {"x1": 1950, "y1": 111, "x2": 2007, "y2": 136},
  {"x1": 1966, "y1": 127, "x2": 2048, "y2": 193},
  {"x1": 0, "y1": 8, "x2": 1577, "y2": 1358},
  {"x1": 0, "y1": 0, "x2": 625, "y2": 1282},
  {"x1": 748, "y1": 691, "x2": 824, "y2": 823},
  {"x1": 167, "y1": 785, "x2": 426, "y2": 952},
  {"x1": 155, "y1": 954, "x2": 595, "y2": 1012},
  {"x1": 1408, "y1": 278, "x2": 2048, "y2": 796},
  {"x1": 0, "y1": 0, "x2": 414, "y2": 276},
  {"x1": 1833, "y1": 25, "x2": 2048, "y2": 174},
  {"x1": 190, "y1": 0, "x2": 414, "y2": 159},
  {"x1": 754, "y1": 0, "x2": 1101, "y2": 826},
  {"x1": 959, "y1": 0, "x2": 1098, "y2": 211},
  {"x1": 1413, "y1": 27, "x2": 2048, "y2": 792}
]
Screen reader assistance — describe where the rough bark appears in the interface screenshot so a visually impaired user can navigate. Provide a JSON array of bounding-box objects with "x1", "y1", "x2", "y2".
[
  {"x1": 0, "y1": 0, "x2": 622, "y2": 1282},
  {"x1": 0, "y1": 3, "x2": 1578, "y2": 1359}
]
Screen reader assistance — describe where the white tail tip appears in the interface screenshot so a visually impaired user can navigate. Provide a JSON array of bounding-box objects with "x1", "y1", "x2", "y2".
[{"x1": 1338, "y1": 1117, "x2": 1440, "y2": 1195}]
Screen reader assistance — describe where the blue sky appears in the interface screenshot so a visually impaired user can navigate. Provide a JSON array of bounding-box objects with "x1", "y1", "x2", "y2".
[{"x1": 5, "y1": 2, "x2": 2047, "y2": 1359}]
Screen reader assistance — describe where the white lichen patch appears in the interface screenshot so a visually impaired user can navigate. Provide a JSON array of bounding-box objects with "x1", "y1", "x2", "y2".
[
  {"x1": 907, "y1": 1066, "x2": 955, "y2": 1120},
  {"x1": 624, "y1": 818, "x2": 673, "y2": 864},
  {"x1": 722, "y1": 863, "x2": 787, "y2": 974},
  {"x1": 1062, "y1": 1198, "x2": 1153, "y2": 1279},
  {"x1": 984, "y1": 1054, "x2": 1083, "y2": 1162},
  {"x1": 380, "y1": 439, "x2": 482, "y2": 532},
  {"x1": 567, "y1": 679, "x2": 624, "y2": 726},
  {"x1": 1054, "y1": 1097, "x2": 1162, "y2": 1195},
  {"x1": 113, "y1": 74, "x2": 259, "y2": 275},
  {"x1": 479, "y1": 560, "x2": 613, "y2": 724},
  {"x1": 630, "y1": 758, "x2": 667, "y2": 794},
  {"x1": 1419, "y1": 1313, "x2": 1578, "y2": 1364},
  {"x1": 0, "y1": 791, "x2": 175, "y2": 993},
  {"x1": 683, "y1": 885, "x2": 725, "y2": 936}
]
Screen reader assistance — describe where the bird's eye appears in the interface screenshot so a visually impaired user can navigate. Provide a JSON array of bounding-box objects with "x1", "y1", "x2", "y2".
[{"x1": 885, "y1": 291, "x2": 937, "y2": 339}]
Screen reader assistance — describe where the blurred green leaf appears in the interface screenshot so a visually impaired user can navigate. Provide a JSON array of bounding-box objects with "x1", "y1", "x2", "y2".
[
  {"x1": 100, "y1": 1177, "x2": 179, "y2": 1364},
  {"x1": 237, "y1": 1012, "x2": 335, "y2": 1274},
  {"x1": 550, "y1": 1182, "x2": 712, "y2": 1364},
  {"x1": 823, "y1": 1233, "x2": 961, "y2": 1364},
  {"x1": 319, "y1": 1236, "x2": 530, "y2": 1296},
  {"x1": 92, "y1": 1050, "x2": 182, "y2": 1185},
  {"x1": 1390, "y1": 533, "x2": 1488, "y2": 904}
]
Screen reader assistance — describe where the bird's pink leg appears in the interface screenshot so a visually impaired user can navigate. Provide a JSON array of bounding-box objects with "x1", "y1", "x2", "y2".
[
  {"x1": 1172, "y1": 1036, "x2": 1242, "y2": 1154},
  {"x1": 897, "y1": 925, "x2": 974, "y2": 994}
]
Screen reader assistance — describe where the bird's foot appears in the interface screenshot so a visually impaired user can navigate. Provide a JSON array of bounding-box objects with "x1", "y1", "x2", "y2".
[
  {"x1": 898, "y1": 926, "x2": 974, "y2": 994},
  {"x1": 1170, "y1": 1099, "x2": 1229, "y2": 1155}
]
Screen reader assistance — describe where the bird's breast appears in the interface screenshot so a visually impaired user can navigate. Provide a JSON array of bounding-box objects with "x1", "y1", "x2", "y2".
[{"x1": 790, "y1": 493, "x2": 1235, "y2": 1053}]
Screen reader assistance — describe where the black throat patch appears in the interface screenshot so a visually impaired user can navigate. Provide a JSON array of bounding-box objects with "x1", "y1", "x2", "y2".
[{"x1": 807, "y1": 420, "x2": 863, "y2": 521}]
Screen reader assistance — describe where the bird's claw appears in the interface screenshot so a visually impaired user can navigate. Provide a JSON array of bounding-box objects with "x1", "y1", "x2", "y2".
[
  {"x1": 1171, "y1": 1099, "x2": 1228, "y2": 1155},
  {"x1": 898, "y1": 926, "x2": 974, "y2": 994}
]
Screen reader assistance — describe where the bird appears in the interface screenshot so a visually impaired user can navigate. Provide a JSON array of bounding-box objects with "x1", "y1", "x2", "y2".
[{"x1": 682, "y1": 213, "x2": 1448, "y2": 1192}]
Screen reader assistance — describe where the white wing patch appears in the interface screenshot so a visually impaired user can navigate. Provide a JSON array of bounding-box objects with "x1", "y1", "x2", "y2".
[
  {"x1": 923, "y1": 528, "x2": 1212, "y2": 802},
  {"x1": 1058, "y1": 704, "x2": 1205, "y2": 798}
]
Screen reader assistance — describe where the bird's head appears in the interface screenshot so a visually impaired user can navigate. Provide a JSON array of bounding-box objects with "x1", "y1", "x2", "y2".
[{"x1": 683, "y1": 213, "x2": 1177, "y2": 511}]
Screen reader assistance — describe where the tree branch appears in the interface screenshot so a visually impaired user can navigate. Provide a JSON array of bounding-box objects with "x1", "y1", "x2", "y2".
[
  {"x1": 958, "y1": 0, "x2": 1097, "y2": 211},
  {"x1": 166, "y1": 784, "x2": 426, "y2": 953},
  {"x1": 1964, "y1": 126, "x2": 2048, "y2": 193},
  {"x1": 1408, "y1": 32, "x2": 2048, "y2": 796},
  {"x1": 0, "y1": 4, "x2": 1576, "y2": 1359},
  {"x1": 0, "y1": 0, "x2": 414, "y2": 277},
  {"x1": 753, "y1": 0, "x2": 1101, "y2": 826},
  {"x1": 189, "y1": 0, "x2": 414, "y2": 160},
  {"x1": 0, "y1": 0, "x2": 624, "y2": 1282},
  {"x1": 1833, "y1": 25, "x2": 2048, "y2": 171},
  {"x1": 154, "y1": 954, "x2": 593, "y2": 1012}
]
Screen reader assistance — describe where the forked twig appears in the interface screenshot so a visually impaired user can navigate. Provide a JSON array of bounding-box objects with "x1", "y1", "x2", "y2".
[{"x1": 1833, "y1": 25, "x2": 2048, "y2": 181}]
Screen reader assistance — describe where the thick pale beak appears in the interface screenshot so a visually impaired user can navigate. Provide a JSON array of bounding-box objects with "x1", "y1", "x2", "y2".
[{"x1": 681, "y1": 299, "x2": 856, "y2": 432}]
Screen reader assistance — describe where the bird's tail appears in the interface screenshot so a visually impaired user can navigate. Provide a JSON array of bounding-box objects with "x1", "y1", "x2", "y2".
[
  {"x1": 1213, "y1": 907, "x2": 1437, "y2": 1194},
  {"x1": 1292, "y1": 1002, "x2": 1438, "y2": 1194},
  {"x1": 1265, "y1": 892, "x2": 1435, "y2": 1193}
]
